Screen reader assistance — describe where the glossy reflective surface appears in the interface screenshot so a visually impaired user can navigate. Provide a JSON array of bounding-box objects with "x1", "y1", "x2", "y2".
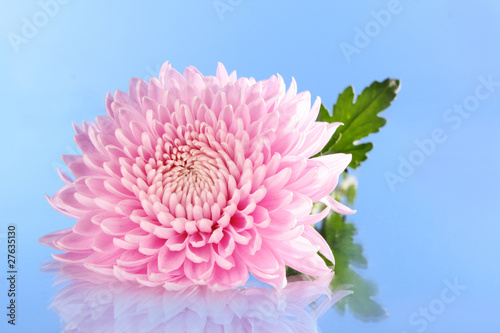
[{"x1": 44, "y1": 262, "x2": 350, "y2": 332}]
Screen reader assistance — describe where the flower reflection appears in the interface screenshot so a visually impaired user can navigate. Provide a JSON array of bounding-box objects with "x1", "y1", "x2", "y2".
[{"x1": 44, "y1": 262, "x2": 351, "y2": 332}]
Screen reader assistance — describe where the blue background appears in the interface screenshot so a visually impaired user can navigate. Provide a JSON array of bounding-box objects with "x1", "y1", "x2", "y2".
[{"x1": 1, "y1": 1, "x2": 499, "y2": 332}]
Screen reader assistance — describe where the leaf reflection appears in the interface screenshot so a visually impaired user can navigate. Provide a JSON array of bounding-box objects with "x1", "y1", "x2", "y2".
[{"x1": 318, "y1": 174, "x2": 387, "y2": 322}]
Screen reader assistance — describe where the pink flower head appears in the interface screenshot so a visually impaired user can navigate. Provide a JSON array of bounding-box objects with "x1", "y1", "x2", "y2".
[{"x1": 41, "y1": 62, "x2": 354, "y2": 290}]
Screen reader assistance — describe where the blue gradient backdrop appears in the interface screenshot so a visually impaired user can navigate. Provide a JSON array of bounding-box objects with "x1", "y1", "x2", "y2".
[{"x1": 1, "y1": 1, "x2": 499, "y2": 332}]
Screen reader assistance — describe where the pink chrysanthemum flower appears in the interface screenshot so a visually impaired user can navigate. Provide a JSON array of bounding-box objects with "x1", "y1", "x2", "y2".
[{"x1": 40, "y1": 62, "x2": 354, "y2": 290}]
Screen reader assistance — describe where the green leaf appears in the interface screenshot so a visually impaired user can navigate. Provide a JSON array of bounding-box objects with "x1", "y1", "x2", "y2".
[
  {"x1": 285, "y1": 266, "x2": 302, "y2": 277},
  {"x1": 317, "y1": 79, "x2": 400, "y2": 168},
  {"x1": 345, "y1": 183, "x2": 357, "y2": 206}
]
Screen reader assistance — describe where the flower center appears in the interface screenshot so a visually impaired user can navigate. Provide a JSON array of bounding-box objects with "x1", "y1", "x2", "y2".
[{"x1": 135, "y1": 123, "x2": 229, "y2": 222}]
